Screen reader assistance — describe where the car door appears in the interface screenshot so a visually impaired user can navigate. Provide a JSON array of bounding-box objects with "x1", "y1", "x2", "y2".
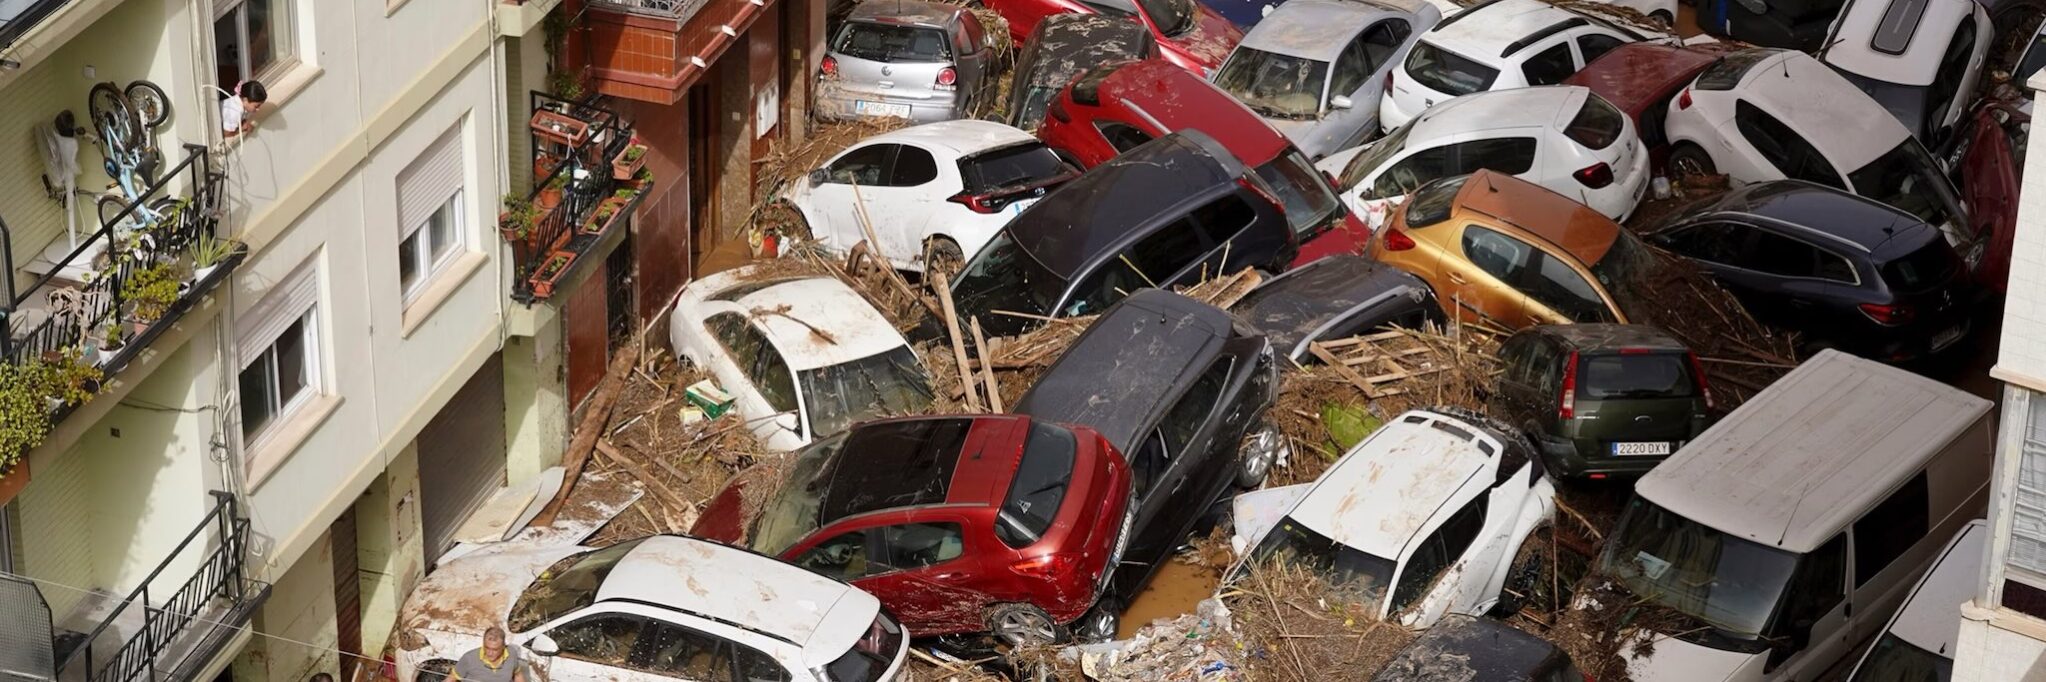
[
  {"x1": 812, "y1": 143, "x2": 900, "y2": 253},
  {"x1": 1118, "y1": 357, "x2": 1234, "y2": 593},
  {"x1": 1763, "y1": 534, "x2": 1850, "y2": 679},
  {"x1": 535, "y1": 611, "x2": 668, "y2": 681},
  {"x1": 862, "y1": 517, "x2": 991, "y2": 633},
  {"x1": 1450, "y1": 224, "x2": 1539, "y2": 327},
  {"x1": 1367, "y1": 141, "x2": 1456, "y2": 200},
  {"x1": 1390, "y1": 493, "x2": 1488, "y2": 625},
  {"x1": 638, "y1": 620, "x2": 751, "y2": 682},
  {"x1": 1652, "y1": 220, "x2": 1769, "y2": 303},
  {"x1": 872, "y1": 143, "x2": 944, "y2": 268},
  {"x1": 1061, "y1": 212, "x2": 1210, "y2": 317},
  {"x1": 702, "y1": 313, "x2": 800, "y2": 447},
  {"x1": 1516, "y1": 248, "x2": 1620, "y2": 324},
  {"x1": 1326, "y1": 20, "x2": 1410, "y2": 148},
  {"x1": 1724, "y1": 226, "x2": 1854, "y2": 329},
  {"x1": 1732, "y1": 100, "x2": 1847, "y2": 188}
]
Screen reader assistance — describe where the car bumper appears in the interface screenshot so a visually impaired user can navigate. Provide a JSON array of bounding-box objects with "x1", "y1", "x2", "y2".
[
  {"x1": 815, "y1": 88, "x2": 964, "y2": 124},
  {"x1": 1538, "y1": 434, "x2": 1673, "y2": 479},
  {"x1": 1868, "y1": 316, "x2": 1974, "y2": 362},
  {"x1": 1379, "y1": 96, "x2": 1420, "y2": 134}
]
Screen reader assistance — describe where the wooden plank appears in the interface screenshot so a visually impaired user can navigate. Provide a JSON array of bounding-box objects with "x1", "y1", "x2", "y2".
[
  {"x1": 1309, "y1": 342, "x2": 1385, "y2": 399},
  {"x1": 972, "y1": 317, "x2": 1002, "y2": 413},
  {"x1": 934, "y1": 271, "x2": 982, "y2": 411},
  {"x1": 532, "y1": 344, "x2": 642, "y2": 527}
]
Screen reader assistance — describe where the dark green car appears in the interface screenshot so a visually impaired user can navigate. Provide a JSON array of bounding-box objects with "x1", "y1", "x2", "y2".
[{"x1": 1490, "y1": 325, "x2": 1714, "y2": 480}]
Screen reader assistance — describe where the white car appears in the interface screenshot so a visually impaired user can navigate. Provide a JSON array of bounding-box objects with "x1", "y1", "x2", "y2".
[
  {"x1": 1663, "y1": 48, "x2": 1975, "y2": 254},
  {"x1": 1226, "y1": 408, "x2": 1556, "y2": 629},
  {"x1": 1818, "y1": 0, "x2": 1991, "y2": 147},
  {"x1": 1379, "y1": 0, "x2": 1649, "y2": 132},
  {"x1": 1844, "y1": 519, "x2": 1986, "y2": 680},
  {"x1": 394, "y1": 535, "x2": 910, "y2": 682},
  {"x1": 669, "y1": 266, "x2": 932, "y2": 451},
  {"x1": 1211, "y1": 0, "x2": 1443, "y2": 160},
  {"x1": 1320, "y1": 85, "x2": 1648, "y2": 223},
  {"x1": 780, "y1": 119, "x2": 1076, "y2": 273}
]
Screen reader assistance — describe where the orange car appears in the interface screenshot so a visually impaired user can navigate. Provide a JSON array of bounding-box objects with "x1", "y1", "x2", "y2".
[{"x1": 1367, "y1": 170, "x2": 1645, "y2": 329}]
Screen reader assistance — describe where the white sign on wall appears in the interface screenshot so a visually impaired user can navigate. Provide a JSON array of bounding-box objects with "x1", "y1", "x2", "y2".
[{"x1": 756, "y1": 84, "x2": 780, "y2": 139}]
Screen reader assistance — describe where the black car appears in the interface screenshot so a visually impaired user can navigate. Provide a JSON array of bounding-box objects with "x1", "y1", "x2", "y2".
[
  {"x1": 1370, "y1": 614, "x2": 1586, "y2": 680},
  {"x1": 1228, "y1": 254, "x2": 1443, "y2": 362},
  {"x1": 1008, "y1": 14, "x2": 1155, "y2": 131},
  {"x1": 1645, "y1": 180, "x2": 1974, "y2": 361},
  {"x1": 950, "y1": 130, "x2": 1299, "y2": 337},
  {"x1": 1695, "y1": 0, "x2": 1843, "y2": 50},
  {"x1": 1013, "y1": 289, "x2": 1282, "y2": 621},
  {"x1": 1491, "y1": 324, "x2": 1715, "y2": 480}
]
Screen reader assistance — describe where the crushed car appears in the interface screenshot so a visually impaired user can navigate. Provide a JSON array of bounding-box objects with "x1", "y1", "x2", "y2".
[
  {"x1": 1370, "y1": 614, "x2": 1589, "y2": 681},
  {"x1": 1007, "y1": 14, "x2": 1156, "y2": 131},
  {"x1": 981, "y1": 0, "x2": 1243, "y2": 76},
  {"x1": 1380, "y1": 0, "x2": 1649, "y2": 132},
  {"x1": 816, "y1": 0, "x2": 1002, "y2": 124},
  {"x1": 1817, "y1": 0, "x2": 1992, "y2": 148},
  {"x1": 1563, "y1": 41, "x2": 1742, "y2": 175},
  {"x1": 1226, "y1": 253, "x2": 1443, "y2": 363},
  {"x1": 1845, "y1": 520, "x2": 1987, "y2": 681}
]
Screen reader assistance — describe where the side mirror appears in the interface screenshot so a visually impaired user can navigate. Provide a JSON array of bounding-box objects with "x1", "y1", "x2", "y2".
[
  {"x1": 529, "y1": 634, "x2": 560, "y2": 657},
  {"x1": 1329, "y1": 95, "x2": 1354, "y2": 111},
  {"x1": 808, "y1": 169, "x2": 829, "y2": 187},
  {"x1": 774, "y1": 411, "x2": 803, "y2": 436}
]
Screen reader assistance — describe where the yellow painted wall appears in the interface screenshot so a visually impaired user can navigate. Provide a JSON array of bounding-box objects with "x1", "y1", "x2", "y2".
[
  {"x1": 355, "y1": 442, "x2": 425, "y2": 663},
  {"x1": 232, "y1": 530, "x2": 341, "y2": 682}
]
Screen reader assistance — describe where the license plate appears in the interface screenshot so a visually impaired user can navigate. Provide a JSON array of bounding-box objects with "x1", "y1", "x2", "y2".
[
  {"x1": 1932, "y1": 324, "x2": 1965, "y2": 350},
  {"x1": 1611, "y1": 441, "x2": 1673, "y2": 456},
  {"x1": 1007, "y1": 197, "x2": 1038, "y2": 216},
  {"x1": 854, "y1": 100, "x2": 911, "y2": 118}
]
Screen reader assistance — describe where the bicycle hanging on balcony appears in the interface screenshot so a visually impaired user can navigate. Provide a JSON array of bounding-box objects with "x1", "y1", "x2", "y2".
[{"x1": 86, "y1": 80, "x2": 178, "y2": 234}]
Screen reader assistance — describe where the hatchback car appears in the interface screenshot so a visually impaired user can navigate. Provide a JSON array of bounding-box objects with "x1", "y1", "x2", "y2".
[
  {"x1": 1015, "y1": 288, "x2": 1283, "y2": 610},
  {"x1": 816, "y1": 0, "x2": 999, "y2": 124},
  {"x1": 1371, "y1": 614, "x2": 1588, "y2": 681},
  {"x1": 1819, "y1": 0, "x2": 1991, "y2": 148},
  {"x1": 1036, "y1": 59, "x2": 1362, "y2": 263},
  {"x1": 781, "y1": 120, "x2": 1077, "y2": 274},
  {"x1": 1491, "y1": 324, "x2": 1714, "y2": 480},
  {"x1": 393, "y1": 535, "x2": 910, "y2": 682},
  {"x1": 950, "y1": 130, "x2": 1297, "y2": 337},
  {"x1": 1644, "y1": 180, "x2": 1975, "y2": 361},
  {"x1": 692, "y1": 415, "x2": 1135, "y2": 647},
  {"x1": 1381, "y1": 0, "x2": 1647, "y2": 132},
  {"x1": 1212, "y1": 0, "x2": 1442, "y2": 160},
  {"x1": 669, "y1": 266, "x2": 933, "y2": 451},
  {"x1": 1007, "y1": 14, "x2": 1156, "y2": 131},
  {"x1": 1322, "y1": 85, "x2": 1649, "y2": 222},
  {"x1": 1228, "y1": 254, "x2": 1443, "y2": 362},
  {"x1": 1229, "y1": 408, "x2": 1554, "y2": 629},
  {"x1": 1368, "y1": 171, "x2": 1648, "y2": 329},
  {"x1": 1844, "y1": 520, "x2": 1986, "y2": 681},
  {"x1": 983, "y1": 0, "x2": 1243, "y2": 76},
  {"x1": 1664, "y1": 48, "x2": 1974, "y2": 252},
  {"x1": 1563, "y1": 42, "x2": 1740, "y2": 175}
]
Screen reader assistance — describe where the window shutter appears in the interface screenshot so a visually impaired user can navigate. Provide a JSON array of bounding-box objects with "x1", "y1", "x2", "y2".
[
  {"x1": 397, "y1": 126, "x2": 465, "y2": 235},
  {"x1": 237, "y1": 257, "x2": 321, "y2": 367},
  {"x1": 2010, "y1": 402, "x2": 2046, "y2": 575}
]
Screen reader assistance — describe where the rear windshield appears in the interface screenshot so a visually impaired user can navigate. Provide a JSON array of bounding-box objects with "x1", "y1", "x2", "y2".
[
  {"x1": 1253, "y1": 148, "x2": 1344, "y2": 240},
  {"x1": 825, "y1": 614, "x2": 904, "y2": 682},
  {"x1": 960, "y1": 143, "x2": 1070, "y2": 194},
  {"x1": 1404, "y1": 42, "x2": 1498, "y2": 96},
  {"x1": 1565, "y1": 93, "x2": 1627, "y2": 150},
  {"x1": 1402, "y1": 174, "x2": 1469, "y2": 228},
  {"x1": 1246, "y1": 516, "x2": 1396, "y2": 609},
  {"x1": 996, "y1": 421, "x2": 1079, "y2": 548},
  {"x1": 834, "y1": 23, "x2": 952, "y2": 63},
  {"x1": 1881, "y1": 240, "x2": 1960, "y2": 292},
  {"x1": 1578, "y1": 352, "x2": 1697, "y2": 400},
  {"x1": 1693, "y1": 49, "x2": 1775, "y2": 91}
]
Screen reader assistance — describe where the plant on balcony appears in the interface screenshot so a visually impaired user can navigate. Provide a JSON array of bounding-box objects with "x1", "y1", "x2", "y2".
[
  {"x1": 189, "y1": 235, "x2": 236, "y2": 282},
  {"x1": 99, "y1": 322, "x2": 127, "y2": 363},
  {"x1": 537, "y1": 173, "x2": 569, "y2": 211},
  {"x1": 583, "y1": 198, "x2": 627, "y2": 235},
  {"x1": 500, "y1": 194, "x2": 541, "y2": 243},
  {"x1": 0, "y1": 350, "x2": 103, "y2": 480},
  {"x1": 531, "y1": 108, "x2": 591, "y2": 148},
  {"x1": 123, "y1": 262, "x2": 184, "y2": 325},
  {"x1": 528, "y1": 250, "x2": 577, "y2": 298},
  {"x1": 612, "y1": 141, "x2": 648, "y2": 180}
]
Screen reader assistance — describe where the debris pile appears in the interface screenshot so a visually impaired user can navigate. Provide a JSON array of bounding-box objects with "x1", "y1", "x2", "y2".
[
  {"x1": 1267, "y1": 323, "x2": 1501, "y2": 484},
  {"x1": 1224, "y1": 561, "x2": 1415, "y2": 682},
  {"x1": 585, "y1": 347, "x2": 774, "y2": 546},
  {"x1": 1060, "y1": 598, "x2": 1246, "y2": 681}
]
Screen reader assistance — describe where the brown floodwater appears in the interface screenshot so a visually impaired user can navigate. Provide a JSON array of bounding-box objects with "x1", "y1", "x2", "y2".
[{"x1": 1115, "y1": 558, "x2": 1224, "y2": 639}]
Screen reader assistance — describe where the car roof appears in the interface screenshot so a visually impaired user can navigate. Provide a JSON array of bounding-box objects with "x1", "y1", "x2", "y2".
[
  {"x1": 1727, "y1": 50, "x2": 1909, "y2": 171},
  {"x1": 1884, "y1": 520, "x2": 1986, "y2": 660},
  {"x1": 1424, "y1": 0, "x2": 1583, "y2": 57},
  {"x1": 1696, "y1": 180, "x2": 1940, "y2": 260},
  {"x1": 1241, "y1": 0, "x2": 1408, "y2": 61},
  {"x1": 1823, "y1": 0, "x2": 1979, "y2": 86},
  {"x1": 847, "y1": 0, "x2": 961, "y2": 27},
  {"x1": 1452, "y1": 169, "x2": 1620, "y2": 264},
  {"x1": 1372, "y1": 614, "x2": 1563, "y2": 680},
  {"x1": 1020, "y1": 15, "x2": 1154, "y2": 89},
  {"x1": 730, "y1": 277, "x2": 910, "y2": 372},
  {"x1": 1290, "y1": 411, "x2": 1494, "y2": 559},
  {"x1": 1564, "y1": 42, "x2": 1731, "y2": 114},
  {"x1": 1231, "y1": 255, "x2": 1434, "y2": 355},
  {"x1": 1094, "y1": 59, "x2": 1292, "y2": 165},
  {"x1": 1527, "y1": 323, "x2": 1687, "y2": 352},
  {"x1": 1636, "y1": 350, "x2": 1990, "y2": 552},
  {"x1": 1412, "y1": 85, "x2": 1587, "y2": 137},
  {"x1": 1012, "y1": 289, "x2": 1233, "y2": 451},
  {"x1": 865, "y1": 120, "x2": 1041, "y2": 156},
  {"x1": 1008, "y1": 130, "x2": 1240, "y2": 278},
  {"x1": 596, "y1": 536, "x2": 876, "y2": 655},
  {"x1": 817, "y1": 417, "x2": 984, "y2": 520}
]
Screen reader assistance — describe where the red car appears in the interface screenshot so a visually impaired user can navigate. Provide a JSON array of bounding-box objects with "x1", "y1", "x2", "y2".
[
  {"x1": 1563, "y1": 42, "x2": 1740, "y2": 176},
  {"x1": 692, "y1": 415, "x2": 1134, "y2": 646},
  {"x1": 1954, "y1": 95, "x2": 2027, "y2": 293},
  {"x1": 1037, "y1": 59, "x2": 1365, "y2": 266},
  {"x1": 981, "y1": 0, "x2": 1241, "y2": 76}
]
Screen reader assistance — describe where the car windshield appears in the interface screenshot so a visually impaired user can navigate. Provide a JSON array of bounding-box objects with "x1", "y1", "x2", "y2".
[
  {"x1": 1602, "y1": 498, "x2": 1798, "y2": 639},
  {"x1": 1254, "y1": 149, "x2": 1344, "y2": 239},
  {"x1": 1565, "y1": 93, "x2": 1627, "y2": 150},
  {"x1": 961, "y1": 143, "x2": 1070, "y2": 193},
  {"x1": 1214, "y1": 48, "x2": 1329, "y2": 119},
  {"x1": 953, "y1": 231, "x2": 1068, "y2": 336},
  {"x1": 1404, "y1": 42, "x2": 1498, "y2": 96},
  {"x1": 749, "y1": 433, "x2": 852, "y2": 555},
  {"x1": 1849, "y1": 633, "x2": 1952, "y2": 682},
  {"x1": 1694, "y1": 48, "x2": 1775, "y2": 90},
  {"x1": 1402, "y1": 174, "x2": 1468, "y2": 228},
  {"x1": 1848, "y1": 140, "x2": 1959, "y2": 229},
  {"x1": 1589, "y1": 231, "x2": 1649, "y2": 293},
  {"x1": 1881, "y1": 239, "x2": 1960, "y2": 293},
  {"x1": 1339, "y1": 124, "x2": 1412, "y2": 189},
  {"x1": 799, "y1": 347, "x2": 933, "y2": 439},
  {"x1": 833, "y1": 23, "x2": 951, "y2": 63},
  {"x1": 1138, "y1": 0, "x2": 1195, "y2": 36},
  {"x1": 1245, "y1": 515, "x2": 1397, "y2": 610},
  {"x1": 996, "y1": 421, "x2": 1080, "y2": 548},
  {"x1": 1580, "y1": 352, "x2": 1696, "y2": 399},
  {"x1": 506, "y1": 539, "x2": 648, "y2": 631},
  {"x1": 825, "y1": 614, "x2": 904, "y2": 682}
]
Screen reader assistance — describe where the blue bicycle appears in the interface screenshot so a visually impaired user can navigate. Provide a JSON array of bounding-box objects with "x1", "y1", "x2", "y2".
[{"x1": 86, "y1": 80, "x2": 176, "y2": 235}]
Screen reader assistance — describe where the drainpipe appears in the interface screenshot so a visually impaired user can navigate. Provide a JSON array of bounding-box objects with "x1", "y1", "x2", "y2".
[{"x1": 489, "y1": 0, "x2": 510, "y2": 349}]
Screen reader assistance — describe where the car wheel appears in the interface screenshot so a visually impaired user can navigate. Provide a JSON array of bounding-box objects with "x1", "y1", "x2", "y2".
[
  {"x1": 1650, "y1": 9, "x2": 1675, "y2": 26},
  {"x1": 1237, "y1": 423, "x2": 1287, "y2": 488},
  {"x1": 987, "y1": 603, "x2": 1061, "y2": 648},
  {"x1": 763, "y1": 199, "x2": 813, "y2": 242},
  {"x1": 923, "y1": 236, "x2": 965, "y2": 281},
  {"x1": 1668, "y1": 144, "x2": 1717, "y2": 183},
  {"x1": 1072, "y1": 598, "x2": 1122, "y2": 643}
]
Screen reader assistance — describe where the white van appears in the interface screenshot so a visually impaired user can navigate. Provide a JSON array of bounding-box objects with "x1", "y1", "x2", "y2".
[
  {"x1": 1845, "y1": 519, "x2": 1987, "y2": 680},
  {"x1": 1589, "y1": 349, "x2": 1993, "y2": 681}
]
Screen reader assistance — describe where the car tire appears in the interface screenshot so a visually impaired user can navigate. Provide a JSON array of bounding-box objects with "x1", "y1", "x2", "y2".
[
  {"x1": 764, "y1": 199, "x2": 813, "y2": 242},
  {"x1": 923, "y1": 236, "x2": 965, "y2": 282},
  {"x1": 1668, "y1": 144, "x2": 1717, "y2": 183},
  {"x1": 1237, "y1": 422, "x2": 1286, "y2": 488},
  {"x1": 987, "y1": 603, "x2": 1061, "y2": 648},
  {"x1": 1649, "y1": 9, "x2": 1675, "y2": 26},
  {"x1": 1073, "y1": 598, "x2": 1122, "y2": 643}
]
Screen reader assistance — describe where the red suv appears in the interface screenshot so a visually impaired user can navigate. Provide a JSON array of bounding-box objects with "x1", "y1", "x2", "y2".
[
  {"x1": 1037, "y1": 59, "x2": 1366, "y2": 266},
  {"x1": 982, "y1": 0, "x2": 1241, "y2": 76},
  {"x1": 692, "y1": 415, "x2": 1134, "y2": 647},
  {"x1": 1563, "y1": 42, "x2": 1740, "y2": 176}
]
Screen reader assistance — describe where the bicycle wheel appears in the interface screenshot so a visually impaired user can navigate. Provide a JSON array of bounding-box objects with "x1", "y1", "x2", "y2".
[
  {"x1": 97, "y1": 193, "x2": 136, "y2": 230},
  {"x1": 88, "y1": 82, "x2": 139, "y2": 150},
  {"x1": 126, "y1": 80, "x2": 171, "y2": 128}
]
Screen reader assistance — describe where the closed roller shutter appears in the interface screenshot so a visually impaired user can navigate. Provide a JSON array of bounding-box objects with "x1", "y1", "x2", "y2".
[{"x1": 417, "y1": 352, "x2": 506, "y2": 563}]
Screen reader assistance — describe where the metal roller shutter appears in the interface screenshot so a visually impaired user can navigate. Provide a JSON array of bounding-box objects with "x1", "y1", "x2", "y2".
[{"x1": 417, "y1": 352, "x2": 507, "y2": 563}]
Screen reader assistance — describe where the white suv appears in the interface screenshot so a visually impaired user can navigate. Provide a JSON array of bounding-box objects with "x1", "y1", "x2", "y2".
[
  {"x1": 1379, "y1": 0, "x2": 1648, "y2": 132},
  {"x1": 1320, "y1": 85, "x2": 1649, "y2": 222},
  {"x1": 396, "y1": 535, "x2": 910, "y2": 682}
]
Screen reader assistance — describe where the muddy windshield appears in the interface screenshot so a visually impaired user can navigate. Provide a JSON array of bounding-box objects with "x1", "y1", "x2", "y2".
[
  {"x1": 1848, "y1": 140, "x2": 1960, "y2": 229},
  {"x1": 953, "y1": 231, "x2": 1067, "y2": 336},
  {"x1": 1214, "y1": 48, "x2": 1329, "y2": 119},
  {"x1": 1245, "y1": 515, "x2": 1396, "y2": 609},
  {"x1": 750, "y1": 433, "x2": 852, "y2": 556},
  {"x1": 507, "y1": 538, "x2": 648, "y2": 631},
  {"x1": 800, "y1": 347, "x2": 933, "y2": 439},
  {"x1": 1602, "y1": 498, "x2": 1797, "y2": 640}
]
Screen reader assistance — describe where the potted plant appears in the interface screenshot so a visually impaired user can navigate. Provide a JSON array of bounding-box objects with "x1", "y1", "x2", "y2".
[
  {"x1": 531, "y1": 107, "x2": 591, "y2": 147},
  {"x1": 536, "y1": 174, "x2": 568, "y2": 211},
  {"x1": 123, "y1": 262, "x2": 183, "y2": 326},
  {"x1": 582, "y1": 198, "x2": 627, "y2": 235},
  {"x1": 500, "y1": 195, "x2": 539, "y2": 243},
  {"x1": 528, "y1": 250, "x2": 576, "y2": 298},
  {"x1": 189, "y1": 235, "x2": 236, "y2": 283},
  {"x1": 99, "y1": 322, "x2": 127, "y2": 364},
  {"x1": 612, "y1": 141, "x2": 648, "y2": 180}
]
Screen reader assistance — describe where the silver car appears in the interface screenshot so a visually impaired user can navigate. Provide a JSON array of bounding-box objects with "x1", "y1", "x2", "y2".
[
  {"x1": 816, "y1": 0, "x2": 997, "y2": 124},
  {"x1": 1211, "y1": 0, "x2": 1443, "y2": 159}
]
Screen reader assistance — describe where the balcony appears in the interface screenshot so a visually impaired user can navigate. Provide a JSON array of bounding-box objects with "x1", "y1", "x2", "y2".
[
  {"x1": 0, "y1": 492, "x2": 269, "y2": 682},
  {"x1": 583, "y1": 0, "x2": 765, "y2": 104},
  {"x1": 507, "y1": 93, "x2": 647, "y2": 303},
  {"x1": 0, "y1": 0, "x2": 71, "y2": 51}
]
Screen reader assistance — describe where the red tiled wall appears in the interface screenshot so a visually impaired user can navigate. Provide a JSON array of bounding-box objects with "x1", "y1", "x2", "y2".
[{"x1": 621, "y1": 95, "x2": 693, "y2": 321}]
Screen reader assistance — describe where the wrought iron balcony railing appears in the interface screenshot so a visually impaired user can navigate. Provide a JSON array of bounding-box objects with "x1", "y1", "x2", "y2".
[{"x1": 509, "y1": 92, "x2": 646, "y2": 303}]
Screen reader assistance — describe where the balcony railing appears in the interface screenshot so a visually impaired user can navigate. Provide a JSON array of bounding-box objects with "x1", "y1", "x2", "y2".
[
  {"x1": 510, "y1": 92, "x2": 646, "y2": 303},
  {"x1": 590, "y1": 0, "x2": 703, "y2": 18}
]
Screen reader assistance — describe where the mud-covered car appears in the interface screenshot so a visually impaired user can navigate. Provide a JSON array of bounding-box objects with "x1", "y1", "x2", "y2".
[
  {"x1": 1370, "y1": 614, "x2": 1587, "y2": 680},
  {"x1": 1227, "y1": 254, "x2": 1442, "y2": 362},
  {"x1": 1007, "y1": 14, "x2": 1155, "y2": 131}
]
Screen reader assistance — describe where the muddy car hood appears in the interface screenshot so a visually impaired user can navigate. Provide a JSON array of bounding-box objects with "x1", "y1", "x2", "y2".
[
  {"x1": 1166, "y1": 7, "x2": 1243, "y2": 68},
  {"x1": 399, "y1": 543, "x2": 586, "y2": 636}
]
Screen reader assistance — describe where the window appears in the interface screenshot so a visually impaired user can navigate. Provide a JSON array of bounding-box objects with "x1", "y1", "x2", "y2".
[
  {"x1": 399, "y1": 194, "x2": 461, "y2": 300},
  {"x1": 828, "y1": 144, "x2": 893, "y2": 185},
  {"x1": 1190, "y1": 194, "x2": 1256, "y2": 244},
  {"x1": 997, "y1": 421, "x2": 1078, "y2": 548},
  {"x1": 1577, "y1": 34, "x2": 1625, "y2": 64},
  {"x1": 1370, "y1": 145, "x2": 1453, "y2": 198},
  {"x1": 1450, "y1": 137, "x2": 1538, "y2": 175},
  {"x1": 1096, "y1": 122, "x2": 1155, "y2": 153},
  {"x1": 1852, "y1": 472, "x2": 1928, "y2": 586},
  {"x1": 706, "y1": 314, "x2": 764, "y2": 371},
  {"x1": 1461, "y1": 226, "x2": 1534, "y2": 284},
  {"x1": 396, "y1": 126, "x2": 466, "y2": 301},
  {"x1": 1389, "y1": 495, "x2": 1488, "y2": 613},
  {"x1": 1564, "y1": 94, "x2": 1626, "y2": 150},
  {"x1": 1067, "y1": 220, "x2": 1203, "y2": 313},
  {"x1": 877, "y1": 523, "x2": 966, "y2": 571},
  {"x1": 214, "y1": 0, "x2": 293, "y2": 88},
  {"x1": 1767, "y1": 534, "x2": 1846, "y2": 668},
  {"x1": 1922, "y1": 21, "x2": 1974, "y2": 136},
  {"x1": 641, "y1": 622, "x2": 736, "y2": 680},
  {"x1": 551, "y1": 614, "x2": 649, "y2": 667},
  {"x1": 2008, "y1": 395, "x2": 2046, "y2": 616},
  {"x1": 796, "y1": 531, "x2": 872, "y2": 581},
  {"x1": 1659, "y1": 222, "x2": 1743, "y2": 264},
  {"x1": 1162, "y1": 358, "x2": 1231, "y2": 455},
  {"x1": 1404, "y1": 42, "x2": 1499, "y2": 96},
  {"x1": 237, "y1": 257, "x2": 322, "y2": 450},
  {"x1": 1694, "y1": 48, "x2": 1774, "y2": 91},
  {"x1": 1520, "y1": 43, "x2": 1575, "y2": 86},
  {"x1": 834, "y1": 23, "x2": 951, "y2": 62},
  {"x1": 1524, "y1": 252, "x2": 1612, "y2": 323},
  {"x1": 1332, "y1": 21, "x2": 1404, "y2": 96},
  {"x1": 1734, "y1": 101, "x2": 1843, "y2": 189},
  {"x1": 1739, "y1": 230, "x2": 1829, "y2": 279},
  {"x1": 1500, "y1": 335, "x2": 1538, "y2": 387},
  {"x1": 736, "y1": 645, "x2": 791, "y2": 682},
  {"x1": 752, "y1": 337, "x2": 797, "y2": 414},
  {"x1": 888, "y1": 146, "x2": 939, "y2": 186}
]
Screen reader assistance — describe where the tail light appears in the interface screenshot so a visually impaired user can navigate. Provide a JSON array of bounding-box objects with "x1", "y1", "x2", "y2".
[
  {"x1": 948, "y1": 192, "x2": 1002, "y2": 214},
  {"x1": 935, "y1": 66, "x2": 958, "y2": 91},
  {"x1": 1676, "y1": 88, "x2": 1692, "y2": 110},
  {"x1": 1011, "y1": 554, "x2": 1077, "y2": 580},
  {"x1": 1382, "y1": 226, "x2": 1416, "y2": 251},
  {"x1": 821, "y1": 56, "x2": 839, "y2": 79},
  {"x1": 1687, "y1": 351, "x2": 1715, "y2": 412},
  {"x1": 1385, "y1": 70, "x2": 1395, "y2": 90},
  {"x1": 1574, "y1": 162, "x2": 1614, "y2": 189},
  {"x1": 1559, "y1": 351, "x2": 1580, "y2": 420},
  {"x1": 1859, "y1": 302, "x2": 1916, "y2": 326}
]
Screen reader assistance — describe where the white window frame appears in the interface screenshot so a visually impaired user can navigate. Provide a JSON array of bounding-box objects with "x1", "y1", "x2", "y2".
[
  {"x1": 400, "y1": 192, "x2": 464, "y2": 302},
  {"x1": 234, "y1": 259, "x2": 324, "y2": 456},
  {"x1": 396, "y1": 124, "x2": 471, "y2": 305},
  {"x1": 213, "y1": 0, "x2": 299, "y2": 86}
]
